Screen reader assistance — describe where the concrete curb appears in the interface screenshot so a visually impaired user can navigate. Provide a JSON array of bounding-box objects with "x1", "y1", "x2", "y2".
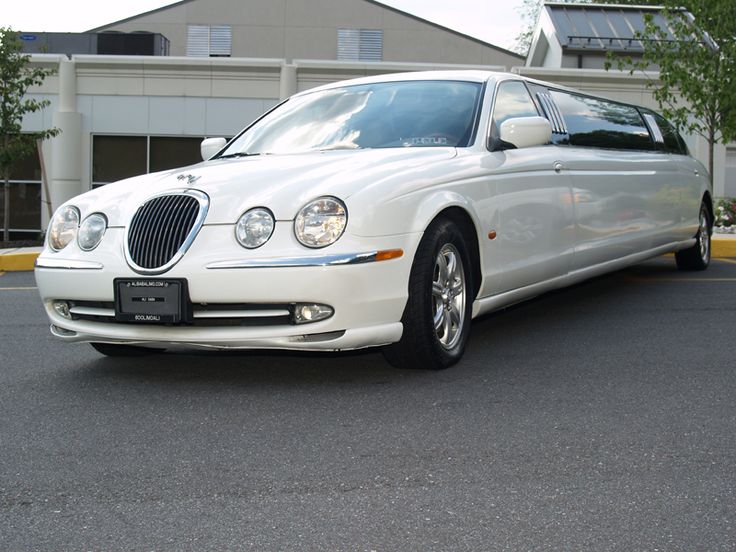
[
  {"x1": 0, "y1": 247, "x2": 43, "y2": 272},
  {"x1": 1, "y1": 237, "x2": 735, "y2": 273},
  {"x1": 713, "y1": 234, "x2": 736, "y2": 258}
]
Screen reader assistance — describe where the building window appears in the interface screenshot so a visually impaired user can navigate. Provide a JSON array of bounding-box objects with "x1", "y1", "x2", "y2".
[
  {"x1": 187, "y1": 24, "x2": 232, "y2": 57},
  {"x1": 150, "y1": 137, "x2": 205, "y2": 173},
  {"x1": 92, "y1": 135, "x2": 208, "y2": 186},
  {"x1": 0, "y1": 183, "x2": 42, "y2": 233},
  {"x1": 92, "y1": 136, "x2": 147, "y2": 184},
  {"x1": 0, "y1": 146, "x2": 43, "y2": 234},
  {"x1": 337, "y1": 29, "x2": 382, "y2": 61}
]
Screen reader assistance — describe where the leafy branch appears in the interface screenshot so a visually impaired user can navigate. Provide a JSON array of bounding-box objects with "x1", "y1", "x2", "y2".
[{"x1": 0, "y1": 27, "x2": 60, "y2": 240}]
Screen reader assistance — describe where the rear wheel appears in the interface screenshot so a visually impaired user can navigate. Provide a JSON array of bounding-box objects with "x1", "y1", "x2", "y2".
[
  {"x1": 90, "y1": 343, "x2": 163, "y2": 357},
  {"x1": 383, "y1": 218, "x2": 473, "y2": 370},
  {"x1": 675, "y1": 202, "x2": 711, "y2": 271}
]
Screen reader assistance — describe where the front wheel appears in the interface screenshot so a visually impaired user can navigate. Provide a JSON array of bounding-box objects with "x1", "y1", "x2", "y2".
[
  {"x1": 675, "y1": 202, "x2": 711, "y2": 271},
  {"x1": 382, "y1": 219, "x2": 473, "y2": 370}
]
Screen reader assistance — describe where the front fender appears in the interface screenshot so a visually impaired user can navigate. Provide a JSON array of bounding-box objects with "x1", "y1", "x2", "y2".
[{"x1": 346, "y1": 186, "x2": 483, "y2": 238}]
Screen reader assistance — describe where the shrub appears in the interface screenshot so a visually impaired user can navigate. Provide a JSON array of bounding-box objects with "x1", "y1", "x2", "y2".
[{"x1": 715, "y1": 197, "x2": 736, "y2": 228}]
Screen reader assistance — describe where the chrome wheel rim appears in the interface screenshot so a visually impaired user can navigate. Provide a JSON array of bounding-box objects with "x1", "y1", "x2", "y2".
[
  {"x1": 431, "y1": 244, "x2": 466, "y2": 350},
  {"x1": 698, "y1": 209, "x2": 710, "y2": 262}
]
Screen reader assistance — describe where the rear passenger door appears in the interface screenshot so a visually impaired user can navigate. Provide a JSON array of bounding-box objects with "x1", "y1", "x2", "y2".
[
  {"x1": 640, "y1": 109, "x2": 703, "y2": 245},
  {"x1": 545, "y1": 90, "x2": 671, "y2": 269}
]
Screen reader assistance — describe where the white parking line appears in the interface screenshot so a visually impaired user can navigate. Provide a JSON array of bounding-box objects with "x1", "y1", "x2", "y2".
[{"x1": 0, "y1": 287, "x2": 38, "y2": 291}]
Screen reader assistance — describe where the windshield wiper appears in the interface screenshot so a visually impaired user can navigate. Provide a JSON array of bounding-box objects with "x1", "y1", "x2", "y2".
[{"x1": 217, "y1": 152, "x2": 263, "y2": 159}]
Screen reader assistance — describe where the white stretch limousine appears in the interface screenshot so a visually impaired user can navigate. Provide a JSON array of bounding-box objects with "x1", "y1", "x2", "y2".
[{"x1": 35, "y1": 71, "x2": 712, "y2": 369}]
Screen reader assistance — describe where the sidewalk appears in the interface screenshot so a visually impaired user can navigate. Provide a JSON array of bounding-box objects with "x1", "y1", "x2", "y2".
[{"x1": 1, "y1": 235, "x2": 735, "y2": 272}]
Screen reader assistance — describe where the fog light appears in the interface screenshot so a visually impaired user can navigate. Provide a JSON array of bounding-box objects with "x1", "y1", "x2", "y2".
[
  {"x1": 53, "y1": 300, "x2": 71, "y2": 319},
  {"x1": 292, "y1": 303, "x2": 333, "y2": 324}
]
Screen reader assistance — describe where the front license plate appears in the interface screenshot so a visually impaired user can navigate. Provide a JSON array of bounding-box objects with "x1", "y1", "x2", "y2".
[{"x1": 114, "y1": 278, "x2": 187, "y2": 324}]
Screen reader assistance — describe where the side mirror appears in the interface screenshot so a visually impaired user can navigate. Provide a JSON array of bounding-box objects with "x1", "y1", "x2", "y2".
[
  {"x1": 498, "y1": 117, "x2": 552, "y2": 149},
  {"x1": 201, "y1": 137, "x2": 227, "y2": 160}
]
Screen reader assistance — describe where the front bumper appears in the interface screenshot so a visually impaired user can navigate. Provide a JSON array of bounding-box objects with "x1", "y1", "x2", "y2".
[{"x1": 35, "y1": 224, "x2": 419, "y2": 351}]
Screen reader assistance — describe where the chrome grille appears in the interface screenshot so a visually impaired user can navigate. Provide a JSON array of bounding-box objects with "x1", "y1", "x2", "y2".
[{"x1": 126, "y1": 191, "x2": 208, "y2": 274}]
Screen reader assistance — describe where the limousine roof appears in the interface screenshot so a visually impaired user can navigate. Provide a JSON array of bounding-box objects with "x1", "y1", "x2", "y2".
[{"x1": 296, "y1": 70, "x2": 626, "y2": 107}]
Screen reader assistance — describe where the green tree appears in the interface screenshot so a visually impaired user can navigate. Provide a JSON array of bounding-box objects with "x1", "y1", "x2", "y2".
[
  {"x1": 0, "y1": 27, "x2": 59, "y2": 242},
  {"x1": 609, "y1": 0, "x2": 736, "y2": 183}
]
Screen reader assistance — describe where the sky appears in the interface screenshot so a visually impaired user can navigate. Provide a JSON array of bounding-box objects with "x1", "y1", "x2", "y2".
[{"x1": 0, "y1": 0, "x2": 527, "y2": 52}]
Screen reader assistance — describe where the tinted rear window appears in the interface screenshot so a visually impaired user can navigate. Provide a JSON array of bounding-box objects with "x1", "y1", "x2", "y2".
[{"x1": 550, "y1": 91, "x2": 654, "y2": 151}]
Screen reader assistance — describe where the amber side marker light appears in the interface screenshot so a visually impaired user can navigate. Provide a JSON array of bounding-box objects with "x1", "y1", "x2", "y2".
[
  {"x1": 488, "y1": 230, "x2": 497, "y2": 240},
  {"x1": 375, "y1": 249, "x2": 404, "y2": 262}
]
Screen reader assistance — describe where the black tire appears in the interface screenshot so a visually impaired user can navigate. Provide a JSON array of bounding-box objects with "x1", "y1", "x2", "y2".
[
  {"x1": 90, "y1": 343, "x2": 163, "y2": 357},
  {"x1": 383, "y1": 218, "x2": 473, "y2": 370},
  {"x1": 675, "y1": 201, "x2": 711, "y2": 271}
]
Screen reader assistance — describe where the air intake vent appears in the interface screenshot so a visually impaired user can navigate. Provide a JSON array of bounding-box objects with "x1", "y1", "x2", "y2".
[{"x1": 125, "y1": 190, "x2": 209, "y2": 274}]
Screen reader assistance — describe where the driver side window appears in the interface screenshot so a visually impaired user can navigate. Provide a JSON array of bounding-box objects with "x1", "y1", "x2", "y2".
[{"x1": 489, "y1": 81, "x2": 539, "y2": 151}]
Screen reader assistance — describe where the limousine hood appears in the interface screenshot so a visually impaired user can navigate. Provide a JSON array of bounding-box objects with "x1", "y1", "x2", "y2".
[{"x1": 72, "y1": 149, "x2": 457, "y2": 226}]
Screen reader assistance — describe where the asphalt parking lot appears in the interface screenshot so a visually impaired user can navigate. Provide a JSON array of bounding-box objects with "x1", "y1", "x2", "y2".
[{"x1": 1, "y1": 255, "x2": 735, "y2": 551}]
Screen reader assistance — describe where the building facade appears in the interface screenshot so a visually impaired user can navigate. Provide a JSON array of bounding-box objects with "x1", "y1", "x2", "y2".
[
  {"x1": 10, "y1": 0, "x2": 732, "y2": 237},
  {"x1": 8, "y1": 0, "x2": 523, "y2": 236},
  {"x1": 88, "y1": 0, "x2": 522, "y2": 67}
]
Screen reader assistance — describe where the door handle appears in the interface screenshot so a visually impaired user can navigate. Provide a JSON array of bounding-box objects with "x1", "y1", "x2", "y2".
[{"x1": 554, "y1": 162, "x2": 564, "y2": 173}]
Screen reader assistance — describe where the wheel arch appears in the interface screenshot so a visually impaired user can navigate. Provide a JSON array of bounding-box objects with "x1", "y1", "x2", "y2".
[
  {"x1": 702, "y1": 190, "x2": 714, "y2": 232},
  {"x1": 426, "y1": 206, "x2": 482, "y2": 300}
]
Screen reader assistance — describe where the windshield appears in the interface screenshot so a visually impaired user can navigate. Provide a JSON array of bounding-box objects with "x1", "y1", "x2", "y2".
[{"x1": 219, "y1": 80, "x2": 483, "y2": 156}]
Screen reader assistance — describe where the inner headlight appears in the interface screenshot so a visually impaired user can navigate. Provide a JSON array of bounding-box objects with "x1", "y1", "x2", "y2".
[
  {"x1": 294, "y1": 197, "x2": 347, "y2": 248},
  {"x1": 235, "y1": 207, "x2": 275, "y2": 249},
  {"x1": 77, "y1": 213, "x2": 108, "y2": 251},
  {"x1": 48, "y1": 205, "x2": 80, "y2": 251}
]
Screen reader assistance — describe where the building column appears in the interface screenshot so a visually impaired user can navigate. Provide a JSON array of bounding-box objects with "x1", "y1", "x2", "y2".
[
  {"x1": 279, "y1": 63, "x2": 298, "y2": 100},
  {"x1": 48, "y1": 58, "x2": 82, "y2": 217}
]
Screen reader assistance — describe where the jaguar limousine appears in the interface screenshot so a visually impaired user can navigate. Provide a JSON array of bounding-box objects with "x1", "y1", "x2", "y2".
[{"x1": 35, "y1": 71, "x2": 712, "y2": 370}]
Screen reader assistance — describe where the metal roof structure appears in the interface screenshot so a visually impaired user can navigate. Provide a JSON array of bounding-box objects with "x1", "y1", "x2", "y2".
[{"x1": 545, "y1": 2, "x2": 673, "y2": 52}]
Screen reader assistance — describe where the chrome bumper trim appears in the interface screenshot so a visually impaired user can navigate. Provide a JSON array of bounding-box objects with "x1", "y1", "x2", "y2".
[
  {"x1": 206, "y1": 251, "x2": 378, "y2": 269},
  {"x1": 70, "y1": 306, "x2": 115, "y2": 317},
  {"x1": 35, "y1": 258, "x2": 104, "y2": 270},
  {"x1": 193, "y1": 309, "x2": 291, "y2": 319}
]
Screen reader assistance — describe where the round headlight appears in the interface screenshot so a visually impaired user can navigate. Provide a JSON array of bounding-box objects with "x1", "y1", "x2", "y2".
[
  {"x1": 48, "y1": 205, "x2": 80, "y2": 251},
  {"x1": 294, "y1": 197, "x2": 347, "y2": 248},
  {"x1": 77, "y1": 213, "x2": 108, "y2": 251},
  {"x1": 235, "y1": 208, "x2": 275, "y2": 249}
]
